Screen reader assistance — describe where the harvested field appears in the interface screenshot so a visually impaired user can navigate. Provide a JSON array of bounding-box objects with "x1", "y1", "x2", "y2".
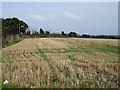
[{"x1": 2, "y1": 38, "x2": 119, "y2": 88}]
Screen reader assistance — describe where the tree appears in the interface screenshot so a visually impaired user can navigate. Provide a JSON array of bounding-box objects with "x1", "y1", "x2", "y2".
[
  {"x1": 61, "y1": 31, "x2": 65, "y2": 36},
  {"x1": 39, "y1": 28, "x2": 44, "y2": 35},
  {"x1": 0, "y1": 18, "x2": 2, "y2": 37},
  {"x1": 45, "y1": 31, "x2": 50, "y2": 36},
  {"x1": 68, "y1": 32, "x2": 77, "y2": 37},
  {"x1": 82, "y1": 34, "x2": 90, "y2": 38},
  {"x1": 2, "y1": 17, "x2": 28, "y2": 35},
  {"x1": 26, "y1": 30, "x2": 31, "y2": 35},
  {"x1": 2, "y1": 17, "x2": 28, "y2": 42},
  {"x1": 19, "y1": 20, "x2": 28, "y2": 34},
  {"x1": 32, "y1": 31, "x2": 39, "y2": 37}
]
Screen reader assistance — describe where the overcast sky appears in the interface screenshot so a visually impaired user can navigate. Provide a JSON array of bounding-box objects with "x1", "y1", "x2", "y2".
[{"x1": 2, "y1": 2, "x2": 118, "y2": 35}]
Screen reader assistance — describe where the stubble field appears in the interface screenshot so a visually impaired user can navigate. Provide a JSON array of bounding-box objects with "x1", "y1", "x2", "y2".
[{"x1": 2, "y1": 38, "x2": 119, "y2": 88}]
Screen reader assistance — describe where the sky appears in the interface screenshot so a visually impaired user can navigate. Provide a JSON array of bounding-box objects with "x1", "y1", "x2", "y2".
[
  {"x1": 1, "y1": 0, "x2": 119, "y2": 2},
  {"x1": 2, "y1": 2, "x2": 118, "y2": 35}
]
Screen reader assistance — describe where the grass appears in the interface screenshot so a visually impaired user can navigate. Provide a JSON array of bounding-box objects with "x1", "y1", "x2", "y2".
[
  {"x1": 36, "y1": 48, "x2": 49, "y2": 60},
  {"x1": 65, "y1": 48, "x2": 80, "y2": 52},
  {"x1": 87, "y1": 44, "x2": 118, "y2": 54},
  {"x1": 2, "y1": 83, "x2": 17, "y2": 88},
  {"x1": 50, "y1": 75, "x2": 58, "y2": 83},
  {"x1": 2, "y1": 78, "x2": 17, "y2": 88},
  {"x1": 0, "y1": 55, "x2": 2, "y2": 63},
  {"x1": 2, "y1": 38, "x2": 22, "y2": 48},
  {"x1": 0, "y1": 78, "x2": 2, "y2": 88},
  {"x1": 36, "y1": 44, "x2": 119, "y2": 54},
  {"x1": 68, "y1": 55, "x2": 77, "y2": 61}
]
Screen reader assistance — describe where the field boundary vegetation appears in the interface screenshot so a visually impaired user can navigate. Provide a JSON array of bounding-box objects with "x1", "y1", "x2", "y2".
[
  {"x1": 1, "y1": 17, "x2": 120, "y2": 45},
  {"x1": 2, "y1": 38, "x2": 23, "y2": 48}
]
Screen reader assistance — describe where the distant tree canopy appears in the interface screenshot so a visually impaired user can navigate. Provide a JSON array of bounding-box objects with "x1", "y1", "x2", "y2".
[
  {"x1": 26, "y1": 30, "x2": 31, "y2": 35},
  {"x1": 39, "y1": 28, "x2": 44, "y2": 35},
  {"x1": 45, "y1": 31, "x2": 50, "y2": 36},
  {"x1": 61, "y1": 31, "x2": 65, "y2": 36},
  {"x1": 82, "y1": 34, "x2": 90, "y2": 38},
  {"x1": 68, "y1": 32, "x2": 77, "y2": 37},
  {"x1": 2, "y1": 17, "x2": 119, "y2": 39},
  {"x1": 31, "y1": 29, "x2": 91, "y2": 38},
  {"x1": 2, "y1": 17, "x2": 28, "y2": 37}
]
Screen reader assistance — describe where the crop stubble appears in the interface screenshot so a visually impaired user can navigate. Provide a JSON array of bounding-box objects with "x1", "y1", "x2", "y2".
[{"x1": 2, "y1": 38, "x2": 119, "y2": 88}]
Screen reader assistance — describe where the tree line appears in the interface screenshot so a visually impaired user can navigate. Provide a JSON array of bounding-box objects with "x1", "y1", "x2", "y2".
[
  {"x1": 26, "y1": 28, "x2": 120, "y2": 39},
  {"x1": 81, "y1": 34, "x2": 120, "y2": 39},
  {"x1": 1, "y1": 17, "x2": 120, "y2": 42},
  {"x1": 1, "y1": 17, "x2": 80, "y2": 39},
  {"x1": 29, "y1": 28, "x2": 79, "y2": 38}
]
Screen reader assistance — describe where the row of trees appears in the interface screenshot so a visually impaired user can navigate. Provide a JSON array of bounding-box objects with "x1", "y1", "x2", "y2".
[
  {"x1": 28, "y1": 29, "x2": 120, "y2": 39},
  {"x1": 2, "y1": 17, "x2": 79, "y2": 39},
  {"x1": 81, "y1": 34, "x2": 120, "y2": 39},
  {"x1": 28, "y1": 28, "x2": 79, "y2": 38},
  {"x1": 1, "y1": 17, "x2": 120, "y2": 40}
]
